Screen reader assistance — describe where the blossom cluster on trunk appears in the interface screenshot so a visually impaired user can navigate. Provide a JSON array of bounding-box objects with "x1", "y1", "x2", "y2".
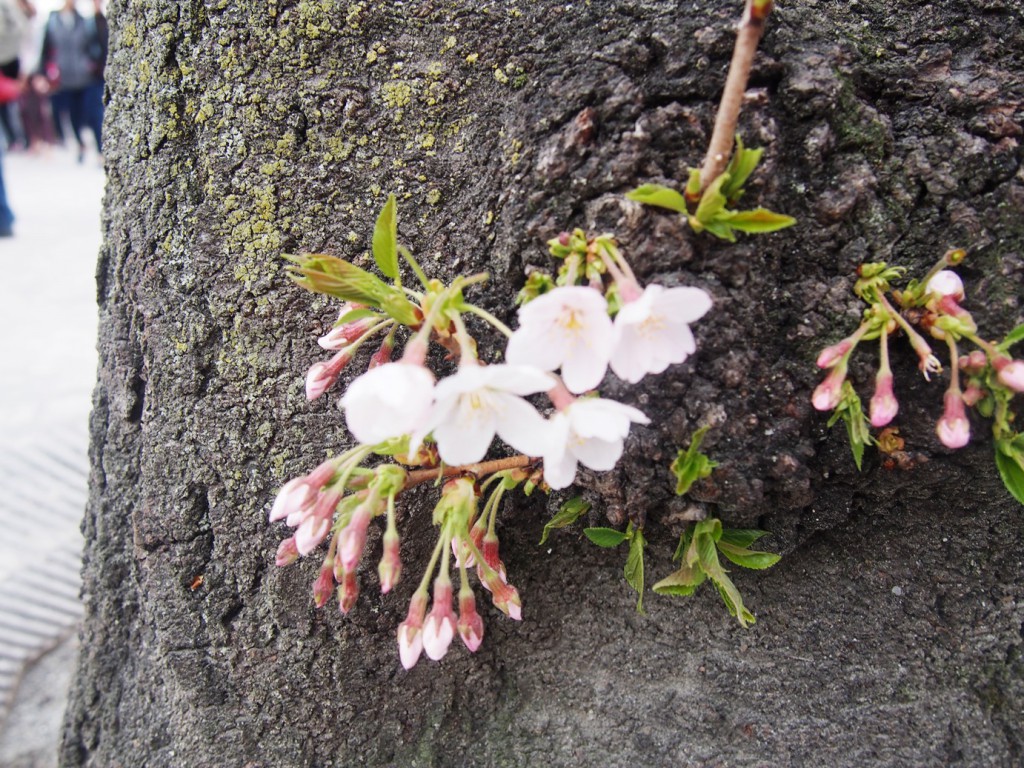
[{"x1": 270, "y1": 209, "x2": 712, "y2": 668}]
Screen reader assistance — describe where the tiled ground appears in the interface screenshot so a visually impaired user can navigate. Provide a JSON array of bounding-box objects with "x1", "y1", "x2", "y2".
[{"x1": 0, "y1": 146, "x2": 102, "y2": 766}]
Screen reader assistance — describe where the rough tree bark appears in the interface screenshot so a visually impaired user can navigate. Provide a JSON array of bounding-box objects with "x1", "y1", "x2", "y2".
[{"x1": 62, "y1": 0, "x2": 1023, "y2": 766}]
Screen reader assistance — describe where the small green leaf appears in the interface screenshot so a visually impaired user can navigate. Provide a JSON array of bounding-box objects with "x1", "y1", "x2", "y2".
[
  {"x1": 693, "y1": 173, "x2": 730, "y2": 225},
  {"x1": 584, "y1": 527, "x2": 629, "y2": 548},
  {"x1": 716, "y1": 541, "x2": 781, "y2": 570},
  {"x1": 379, "y1": 293, "x2": 420, "y2": 327},
  {"x1": 996, "y1": 323, "x2": 1024, "y2": 353},
  {"x1": 720, "y1": 208, "x2": 796, "y2": 234},
  {"x1": 516, "y1": 271, "x2": 555, "y2": 305},
  {"x1": 372, "y1": 194, "x2": 399, "y2": 280},
  {"x1": 335, "y1": 307, "x2": 381, "y2": 326},
  {"x1": 624, "y1": 527, "x2": 646, "y2": 613},
  {"x1": 718, "y1": 528, "x2": 768, "y2": 548},
  {"x1": 828, "y1": 381, "x2": 872, "y2": 470},
  {"x1": 626, "y1": 184, "x2": 688, "y2": 213},
  {"x1": 672, "y1": 526, "x2": 695, "y2": 562},
  {"x1": 994, "y1": 439, "x2": 1024, "y2": 505},
  {"x1": 539, "y1": 497, "x2": 591, "y2": 545},
  {"x1": 670, "y1": 426, "x2": 719, "y2": 496},
  {"x1": 698, "y1": 217, "x2": 738, "y2": 242},
  {"x1": 286, "y1": 254, "x2": 388, "y2": 307},
  {"x1": 721, "y1": 136, "x2": 763, "y2": 201},
  {"x1": 715, "y1": 581, "x2": 756, "y2": 626},
  {"x1": 652, "y1": 561, "x2": 707, "y2": 596}
]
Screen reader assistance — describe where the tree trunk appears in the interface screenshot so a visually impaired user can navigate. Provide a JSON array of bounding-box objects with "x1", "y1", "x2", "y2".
[{"x1": 62, "y1": 0, "x2": 1024, "y2": 765}]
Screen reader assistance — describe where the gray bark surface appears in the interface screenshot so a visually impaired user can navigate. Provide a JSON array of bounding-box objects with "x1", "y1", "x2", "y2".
[{"x1": 63, "y1": 1, "x2": 1023, "y2": 766}]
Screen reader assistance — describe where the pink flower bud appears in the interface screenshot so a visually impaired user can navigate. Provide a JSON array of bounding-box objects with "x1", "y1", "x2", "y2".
[
  {"x1": 269, "y1": 477, "x2": 315, "y2": 523},
  {"x1": 378, "y1": 534, "x2": 402, "y2": 594},
  {"x1": 422, "y1": 577, "x2": 456, "y2": 661},
  {"x1": 457, "y1": 588, "x2": 484, "y2": 652},
  {"x1": 305, "y1": 350, "x2": 352, "y2": 400},
  {"x1": 812, "y1": 365, "x2": 846, "y2": 411},
  {"x1": 397, "y1": 592, "x2": 429, "y2": 670},
  {"x1": 337, "y1": 570, "x2": 359, "y2": 614},
  {"x1": 318, "y1": 318, "x2": 374, "y2": 350},
  {"x1": 936, "y1": 390, "x2": 970, "y2": 449},
  {"x1": 996, "y1": 359, "x2": 1024, "y2": 393},
  {"x1": 368, "y1": 337, "x2": 394, "y2": 369},
  {"x1": 816, "y1": 339, "x2": 853, "y2": 369},
  {"x1": 483, "y1": 572, "x2": 522, "y2": 620},
  {"x1": 557, "y1": 231, "x2": 571, "y2": 247},
  {"x1": 451, "y1": 535, "x2": 475, "y2": 569},
  {"x1": 869, "y1": 371, "x2": 899, "y2": 428},
  {"x1": 305, "y1": 459, "x2": 338, "y2": 490},
  {"x1": 294, "y1": 489, "x2": 341, "y2": 555},
  {"x1": 338, "y1": 503, "x2": 372, "y2": 573},
  {"x1": 274, "y1": 537, "x2": 299, "y2": 567},
  {"x1": 962, "y1": 384, "x2": 984, "y2": 407},
  {"x1": 312, "y1": 565, "x2": 334, "y2": 608},
  {"x1": 926, "y1": 270, "x2": 964, "y2": 301},
  {"x1": 481, "y1": 530, "x2": 501, "y2": 572}
]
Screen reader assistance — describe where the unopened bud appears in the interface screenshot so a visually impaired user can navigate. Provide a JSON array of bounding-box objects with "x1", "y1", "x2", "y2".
[
  {"x1": 812, "y1": 365, "x2": 846, "y2": 411},
  {"x1": 995, "y1": 358, "x2": 1024, "y2": 393},
  {"x1": 869, "y1": 372, "x2": 899, "y2": 428},
  {"x1": 313, "y1": 565, "x2": 334, "y2": 608},
  {"x1": 337, "y1": 570, "x2": 359, "y2": 614},
  {"x1": 275, "y1": 536, "x2": 300, "y2": 567},
  {"x1": 378, "y1": 530, "x2": 402, "y2": 593},
  {"x1": 936, "y1": 390, "x2": 970, "y2": 449},
  {"x1": 457, "y1": 588, "x2": 484, "y2": 652},
  {"x1": 368, "y1": 337, "x2": 394, "y2": 369}
]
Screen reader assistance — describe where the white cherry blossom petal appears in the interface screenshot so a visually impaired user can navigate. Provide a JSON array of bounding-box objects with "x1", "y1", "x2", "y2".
[
  {"x1": 570, "y1": 435, "x2": 623, "y2": 471},
  {"x1": 505, "y1": 286, "x2": 614, "y2": 394},
  {"x1": 341, "y1": 363, "x2": 435, "y2": 445},
  {"x1": 492, "y1": 392, "x2": 552, "y2": 457}
]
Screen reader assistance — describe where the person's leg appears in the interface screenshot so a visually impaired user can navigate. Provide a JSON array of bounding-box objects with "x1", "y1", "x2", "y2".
[
  {"x1": 0, "y1": 142, "x2": 14, "y2": 236},
  {"x1": 84, "y1": 81, "x2": 104, "y2": 155},
  {"x1": 66, "y1": 89, "x2": 87, "y2": 159},
  {"x1": 50, "y1": 91, "x2": 68, "y2": 144}
]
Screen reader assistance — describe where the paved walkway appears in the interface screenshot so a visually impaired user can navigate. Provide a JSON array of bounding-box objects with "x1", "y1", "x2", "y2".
[{"x1": 0, "y1": 147, "x2": 102, "y2": 767}]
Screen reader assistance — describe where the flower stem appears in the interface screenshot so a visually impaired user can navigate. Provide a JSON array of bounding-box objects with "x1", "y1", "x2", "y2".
[
  {"x1": 403, "y1": 455, "x2": 536, "y2": 491},
  {"x1": 461, "y1": 303, "x2": 514, "y2": 339},
  {"x1": 699, "y1": 0, "x2": 773, "y2": 190}
]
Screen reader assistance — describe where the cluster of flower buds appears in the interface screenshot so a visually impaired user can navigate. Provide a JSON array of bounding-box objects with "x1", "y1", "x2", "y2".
[
  {"x1": 272, "y1": 200, "x2": 714, "y2": 667},
  {"x1": 813, "y1": 248, "x2": 1024, "y2": 462}
]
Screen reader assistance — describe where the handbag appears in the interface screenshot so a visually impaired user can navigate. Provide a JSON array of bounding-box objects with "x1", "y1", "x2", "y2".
[{"x1": 0, "y1": 74, "x2": 20, "y2": 104}]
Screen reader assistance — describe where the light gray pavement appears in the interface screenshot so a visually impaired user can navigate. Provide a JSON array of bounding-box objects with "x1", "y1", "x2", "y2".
[{"x1": 0, "y1": 147, "x2": 102, "y2": 768}]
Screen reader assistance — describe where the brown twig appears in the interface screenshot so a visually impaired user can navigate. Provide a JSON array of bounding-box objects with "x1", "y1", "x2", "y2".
[
  {"x1": 699, "y1": 0, "x2": 774, "y2": 191},
  {"x1": 403, "y1": 455, "x2": 537, "y2": 491}
]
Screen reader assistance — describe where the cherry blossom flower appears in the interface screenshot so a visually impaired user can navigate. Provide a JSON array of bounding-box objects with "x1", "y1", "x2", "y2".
[
  {"x1": 505, "y1": 286, "x2": 614, "y2": 394},
  {"x1": 340, "y1": 362, "x2": 435, "y2": 445},
  {"x1": 416, "y1": 363, "x2": 555, "y2": 465},
  {"x1": 542, "y1": 397, "x2": 651, "y2": 490},
  {"x1": 609, "y1": 284, "x2": 712, "y2": 384},
  {"x1": 936, "y1": 390, "x2": 970, "y2": 448}
]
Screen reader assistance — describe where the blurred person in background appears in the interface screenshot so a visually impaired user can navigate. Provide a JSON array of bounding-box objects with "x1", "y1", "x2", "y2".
[
  {"x1": 0, "y1": 0, "x2": 30, "y2": 151},
  {"x1": 41, "y1": 0, "x2": 103, "y2": 163},
  {"x1": 15, "y1": 0, "x2": 58, "y2": 153},
  {"x1": 0, "y1": 0, "x2": 28, "y2": 236}
]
